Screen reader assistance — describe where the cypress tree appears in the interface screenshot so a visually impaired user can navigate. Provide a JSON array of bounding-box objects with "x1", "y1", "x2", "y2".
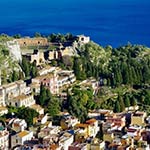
[
  {"x1": 115, "y1": 68, "x2": 122, "y2": 86},
  {"x1": 143, "y1": 65, "x2": 150, "y2": 84},
  {"x1": 11, "y1": 70, "x2": 18, "y2": 82},
  {"x1": 114, "y1": 101, "x2": 121, "y2": 113},
  {"x1": 73, "y1": 57, "x2": 81, "y2": 80},
  {"x1": 131, "y1": 97, "x2": 137, "y2": 106},
  {"x1": 131, "y1": 67, "x2": 137, "y2": 84},
  {"x1": 21, "y1": 57, "x2": 30, "y2": 77},
  {"x1": 128, "y1": 66, "x2": 133, "y2": 85},
  {"x1": 121, "y1": 62, "x2": 129, "y2": 85},
  {"x1": 118, "y1": 95, "x2": 125, "y2": 112},
  {"x1": 39, "y1": 84, "x2": 47, "y2": 106},
  {"x1": 124, "y1": 95, "x2": 130, "y2": 107}
]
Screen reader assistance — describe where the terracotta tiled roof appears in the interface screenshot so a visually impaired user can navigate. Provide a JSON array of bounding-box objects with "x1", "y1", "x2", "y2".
[
  {"x1": 75, "y1": 123, "x2": 88, "y2": 128},
  {"x1": 18, "y1": 130, "x2": 29, "y2": 138},
  {"x1": 86, "y1": 118, "x2": 97, "y2": 124}
]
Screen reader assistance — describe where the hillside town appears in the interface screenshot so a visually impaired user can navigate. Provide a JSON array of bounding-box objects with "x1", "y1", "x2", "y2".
[{"x1": 0, "y1": 34, "x2": 150, "y2": 150}]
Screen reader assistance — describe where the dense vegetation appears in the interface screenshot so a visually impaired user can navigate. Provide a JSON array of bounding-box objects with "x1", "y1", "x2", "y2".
[
  {"x1": 70, "y1": 42, "x2": 150, "y2": 114},
  {"x1": 47, "y1": 33, "x2": 75, "y2": 43},
  {"x1": 3, "y1": 106, "x2": 39, "y2": 126},
  {"x1": 67, "y1": 86, "x2": 95, "y2": 122},
  {"x1": 37, "y1": 84, "x2": 60, "y2": 117},
  {"x1": 20, "y1": 57, "x2": 38, "y2": 78},
  {"x1": 47, "y1": 40, "x2": 150, "y2": 118}
]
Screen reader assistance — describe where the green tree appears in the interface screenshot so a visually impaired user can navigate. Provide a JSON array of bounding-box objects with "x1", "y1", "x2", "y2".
[
  {"x1": 118, "y1": 95, "x2": 125, "y2": 112},
  {"x1": 121, "y1": 62, "x2": 129, "y2": 85},
  {"x1": 11, "y1": 70, "x2": 19, "y2": 82},
  {"x1": 73, "y1": 57, "x2": 83, "y2": 80},
  {"x1": 13, "y1": 34, "x2": 21, "y2": 39},
  {"x1": 21, "y1": 57, "x2": 30, "y2": 77},
  {"x1": 114, "y1": 101, "x2": 121, "y2": 113},
  {"x1": 130, "y1": 97, "x2": 137, "y2": 106},
  {"x1": 124, "y1": 95, "x2": 130, "y2": 107},
  {"x1": 7, "y1": 106, "x2": 39, "y2": 127},
  {"x1": 142, "y1": 65, "x2": 150, "y2": 84},
  {"x1": 39, "y1": 84, "x2": 47, "y2": 106},
  {"x1": 65, "y1": 33, "x2": 74, "y2": 41},
  {"x1": 67, "y1": 87, "x2": 95, "y2": 122},
  {"x1": 131, "y1": 66, "x2": 137, "y2": 84},
  {"x1": 34, "y1": 32, "x2": 41, "y2": 37},
  {"x1": 47, "y1": 97, "x2": 60, "y2": 117},
  {"x1": 18, "y1": 70, "x2": 24, "y2": 80},
  {"x1": 143, "y1": 90, "x2": 150, "y2": 105},
  {"x1": 114, "y1": 68, "x2": 122, "y2": 86},
  {"x1": 30, "y1": 62, "x2": 38, "y2": 77},
  {"x1": 38, "y1": 84, "x2": 52, "y2": 106},
  {"x1": 17, "y1": 107, "x2": 39, "y2": 126},
  {"x1": 1, "y1": 48, "x2": 9, "y2": 56},
  {"x1": 51, "y1": 60, "x2": 57, "y2": 66}
]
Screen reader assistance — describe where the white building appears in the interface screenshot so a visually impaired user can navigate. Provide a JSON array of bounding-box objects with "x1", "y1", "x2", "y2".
[
  {"x1": 79, "y1": 78, "x2": 99, "y2": 95},
  {"x1": 38, "y1": 66, "x2": 56, "y2": 76},
  {"x1": 0, "y1": 80, "x2": 27, "y2": 106},
  {"x1": 29, "y1": 82, "x2": 40, "y2": 94},
  {"x1": 127, "y1": 125, "x2": 142, "y2": 137},
  {"x1": 38, "y1": 126, "x2": 60, "y2": 138},
  {"x1": 32, "y1": 73, "x2": 59, "y2": 94},
  {"x1": 61, "y1": 114, "x2": 80, "y2": 130},
  {"x1": 59, "y1": 132, "x2": 74, "y2": 150},
  {"x1": 77, "y1": 35, "x2": 90, "y2": 44},
  {"x1": 8, "y1": 94, "x2": 35, "y2": 107},
  {"x1": 57, "y1": 70, "x2": 76, "y2": 88},
  {"x1": 30, "y1": 104, "x2": 44, "y2": 115},
  {"x1": 11, "y1": 130, "x2": 33, "y2": 149},
  {"x1": 12, "y1": 118, "x2": 27, "y2": 132},
  {"x1": 0, "y1": 128, "x2": 9, "y2": 150},
  {"x1": 8, "y1": 93, "x2": 35, "y2": 107},
  {"x1": 86, "y1": 118, "x2": 99, "y2": 138}
]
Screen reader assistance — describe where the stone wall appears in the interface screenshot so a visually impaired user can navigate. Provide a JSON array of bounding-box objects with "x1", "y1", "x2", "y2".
[
  {"x1": 16, "y1": 37, "x2": 48, "y2": 47},
  {"x1": 6, "y1": 40, "x2": 22, "y2": 61}
]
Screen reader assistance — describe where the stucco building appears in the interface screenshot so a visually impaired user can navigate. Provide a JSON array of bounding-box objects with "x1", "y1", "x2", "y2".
[
  {"x1": 11, "y1": 130, "x2": 33, "y2": 149},
  {"x1": 8, "y1": 93, "x2": 35, "y2": 107},
  {"x1": 32, "y1": 73, "x2": 58, "y2": 94},
  {"x1": 0, "y1": 80, "x2": 27, "y2": 106},
  {"x1": 0, "y1": 123, "x2": 9, "y2": 150}
]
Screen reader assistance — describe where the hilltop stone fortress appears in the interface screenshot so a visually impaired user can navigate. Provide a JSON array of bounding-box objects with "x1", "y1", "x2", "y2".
[{"x1": 15, "y1": 35, "x2": 90, "y2": 66}]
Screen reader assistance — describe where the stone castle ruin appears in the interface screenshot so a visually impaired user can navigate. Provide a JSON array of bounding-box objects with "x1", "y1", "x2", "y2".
[
  {"x1": 16, "y1": 37, "x2": 48, "y2": 48},
  {"x1": 17, "y1": 35, "x2": 90, "y2": 66}
]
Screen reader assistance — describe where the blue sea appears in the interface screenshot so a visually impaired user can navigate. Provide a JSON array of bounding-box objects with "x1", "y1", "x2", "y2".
[{"x1": 0, "y1": 0, "x2": 150, "y2": 47}]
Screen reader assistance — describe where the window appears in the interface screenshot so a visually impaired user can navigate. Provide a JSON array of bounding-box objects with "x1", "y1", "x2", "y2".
[
  {"x1": 15, "y1": 102, "x2": 18, "y2": 107},
  {"x1": 81, "y1": 37, "x2": 84, "y2": 41}
]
